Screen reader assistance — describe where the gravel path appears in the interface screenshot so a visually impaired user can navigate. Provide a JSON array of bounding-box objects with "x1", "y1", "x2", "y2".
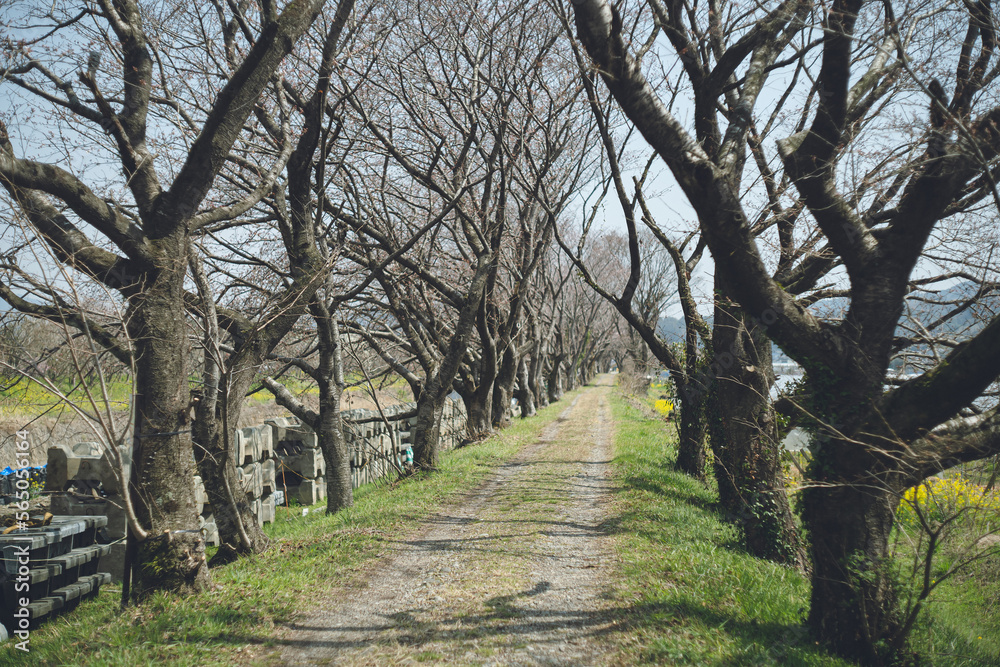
[{"x1": 279, "y1": 379, "x2": 619, "y2": 666}]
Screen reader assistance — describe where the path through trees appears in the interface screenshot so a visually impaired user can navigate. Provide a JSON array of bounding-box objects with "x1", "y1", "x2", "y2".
[{"x1": 280, "y1": 377, "x2": 620, "y2": 665}]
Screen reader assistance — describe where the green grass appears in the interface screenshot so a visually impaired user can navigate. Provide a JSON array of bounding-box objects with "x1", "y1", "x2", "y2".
[
  {"x1": 0, "y1": 391, "x2": 580, "y2": 667},
  {"x1": 606, "y1": 391, "x2": 849, "y2": 666},
  {"x1": 608, "y1": 385, "x2": 1000, "y2": 666},
  {"x1": 891, "y1": 528, "x2": 1000, "y2": 665},
  {"x1": 905, "y1": 562, "x2": 1000, "y2": 665}
]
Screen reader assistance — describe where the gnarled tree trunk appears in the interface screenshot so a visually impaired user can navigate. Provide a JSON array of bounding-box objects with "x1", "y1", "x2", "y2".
[
  {"x1": 709, "y1": 300, "x2": 805, "y2": 568},
  {"x1": 675, "y1": 378, "x2": 707, "y2": 478},
  {"x1": 129, "y1": 243, "x2": 209, "y2": 598},
  {"x1": 516, "y1": 356, "x2": 537, "y2": 418},
  {"x1": 492, "y1": 346, "x2": 518, "y2": 428},
  {"x1": 803, "y1": 437, "x2": 899, "y2": 663}
]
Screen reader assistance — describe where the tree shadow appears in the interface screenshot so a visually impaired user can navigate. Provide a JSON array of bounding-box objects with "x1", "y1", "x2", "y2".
[{"x1": 194, "y1": 587, "x2": 823, "y2": 666}]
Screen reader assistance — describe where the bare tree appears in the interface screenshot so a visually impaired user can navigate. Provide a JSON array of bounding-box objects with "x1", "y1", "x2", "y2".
[
  {"x1": 573, "y1": 0, "x2": 1000, "y2": 659},
  {"x1": 334, "y1": 0, "x2": 588, "y2": 460},
  {"x1": 0, "y1": 0, "x2": 331, "y2": 595}
]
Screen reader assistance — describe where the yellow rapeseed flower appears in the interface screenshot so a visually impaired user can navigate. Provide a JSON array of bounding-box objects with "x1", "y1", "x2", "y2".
[{"x1": 898, "y1": 474, "x2": 1000, "y2": 529}]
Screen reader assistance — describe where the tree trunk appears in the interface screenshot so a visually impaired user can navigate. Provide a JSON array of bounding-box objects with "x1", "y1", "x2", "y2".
[
  {"x1": 709, "y1": 302, "x2": 805, "y2": 568},
  {"x1": 803, "y1": 442, "x2": 899, "y2": 663},
  {"x1": 260, "y1": 312, "x2": 352, "y2": 515},
  {"x1": 412, "y1": 386, "x2": 447, "y2": 469},
  {"x1": 194, "y1": 342, "x2": 272, "y2": 559},
  {"x1": 317, "y1": 316, "x2": 352, "y2": 513},
  {"x1": 530, "y1": 347, "x2": 548, "y2": 408},
  {"x1": 463, "y1": 388, "x2": 493, "y2": 440},
  {"x1": 318, "y1": 385, "x2": 352, "y2": 513},
  {"x1": 547, "y1": 355, "x2": 565, "y2": 403},
  {"x1": 129, "y1": 245, "x2": 209, "y2": 598},
  {"x1": 491, "y1": 347, "x2": 517, "y2": 428},
  {"x1": 516, "y1": 356, "x2": 536, "y2": 418},
  {"x1": 675, "y1": 380, "x2": 707, "y2": 478},
  {"x1": 193, "y1": 420, "x2": 269, "y2": 561},
  {"x1": 564, "y1": 358, "x2": 578, "y2": 391}
]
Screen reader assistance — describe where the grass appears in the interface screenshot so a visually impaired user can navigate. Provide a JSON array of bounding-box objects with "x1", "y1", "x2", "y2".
[
  {"x1": 0, "y1": 390, "x2": 580, "y2": 667},
  {"x1": 904, "y1": 558, "x2": 1000, "y2": 665},
  {"x1": 891, "y1": 511, "x2": 1000, "y2": 665},
  {"x1": 605, "y1": 390, "x2": 849, "y2": 666},
  {"x1": 608, "y1": 384, "x2": 1000, "y2": 666}
]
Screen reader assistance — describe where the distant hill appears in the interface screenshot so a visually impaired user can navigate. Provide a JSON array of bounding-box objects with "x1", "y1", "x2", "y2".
[{"x1": 655, "y1": 281, "x2": 997, "y2": 366}]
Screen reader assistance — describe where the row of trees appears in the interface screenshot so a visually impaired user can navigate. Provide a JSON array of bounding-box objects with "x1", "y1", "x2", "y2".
[
  {"x1": 0, "y1": 0, "x2": 620, "y2": 597},
  {"x1": 4, "y1": 0, "x2": 1000, "y2": 663},
  {"x1": 571, "y1": 0, "x2": 1000, "y2": 663}
]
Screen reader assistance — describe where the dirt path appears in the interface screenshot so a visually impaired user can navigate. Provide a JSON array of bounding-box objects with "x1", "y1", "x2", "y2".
[{"x1": 279, "y1": 378, "x2": 619, "y2": 666}]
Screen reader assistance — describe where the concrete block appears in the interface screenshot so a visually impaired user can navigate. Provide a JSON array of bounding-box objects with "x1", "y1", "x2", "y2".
[
  {"x1": 297, "y1": 477, "x2": 325, "y2": 505},
  {"x1": 283, "y1": 447, "x2": 324, "y2": 479},
  {"x1": 261, "y1": 494, "x2": 275, "y2": 524},
  {"x1": 45, "y1": 445, "x2": 127, "y2": 494},
  {"x1": 71, "y1": 442, "x2": 102, "y2": 456},
  {"x1": 193, "y1": 476, "x2": 208, "y2": 514},
  {"x1": 250, "y1": 497, "x2": 263, "y2": 528},
  {"x1": 285, "y1": 424, "x2": 318, "y2": 450},
  {"x1": 235, "y1": 427, "x2": 260, "y2": 465},
  {"x1": 257, "y1": 425, "x2": 273, "y2": 460},
  {"x1": 203, "y1": 519, "x2": 219, "y2": 547},
  {"x1": 49, "y1": 494, "x2": 127, "y2": 540},
  {"x1": 238, "y1": 462, "x2": 263, "y2": 499},
  {"x1": 265, "y1": 417, "x2": 301, "y2": 452},
  {"x1": 261, "y1": 459, "x2": 276, "y2": 495}
]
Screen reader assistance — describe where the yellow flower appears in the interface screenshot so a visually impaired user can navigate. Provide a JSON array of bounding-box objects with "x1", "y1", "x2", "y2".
[{"x1": 897, "y1": 473, "x2": 1000, "y2": 529}]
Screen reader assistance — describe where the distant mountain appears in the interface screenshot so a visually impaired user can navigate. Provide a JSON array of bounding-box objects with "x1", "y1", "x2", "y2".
[
  {"x1": 656, "y1": 316, "x2": 688, "y2": 343},
  {"x1": 655, "y1": 281, "x2": 997, "y2": 367}
]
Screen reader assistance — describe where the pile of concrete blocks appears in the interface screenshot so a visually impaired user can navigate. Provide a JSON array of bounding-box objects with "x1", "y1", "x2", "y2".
[
  {"x1": 196, "y1": 424, "x2": 278, "y2": 547},
  {"x1": 45, "y1": 442, "x2": 129, "y2": 581},
  {"x1": 342, "y1": 406, "x2": 413, "y2": 488},
  {"x1": 267, "y1": 418, "x2": 327, "y2": 506},
  {"x1": 338, "y1": 398, "x2": 467, "y2": 488},
  {"x1": 1, "y1": 515, "x2": 112, "y2": 634},
  {"x1": 439, "y1": 397, "x2": 468, "y2": 451},
  {"x1": 38, "y1": 399, "x2": 469, "y2": 567}
]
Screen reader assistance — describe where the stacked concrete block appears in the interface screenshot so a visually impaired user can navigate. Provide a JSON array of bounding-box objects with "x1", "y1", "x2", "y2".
[
  {"x1": 197, "y1": 513, "x2": 219, "y2": 546},
  {"x1": 45, "y1": 444, "x2": 128, "y2": 495},
  {"x1": 45, "y1": 443, "x2": 131, "y2": 582},
  {"x1": 48, "y1": 494, "x2": 127, "y2": 582},
  {"x1": 340, "y1": 401, "x2": 470, "y2": 489},
  {"x1": 267, "y1": 417, "x2": 326, "y2": 506},
  {"x1": 191, "y1": 475, "x2": 219, "y2": 547},
  {"x1": 46, "y1": 428, "x2": 277, "y2": 563},
  {"x1": 1, "y1": 515, "x2": 112, "y2": 632},
  {"x1": 261, "y1": 458, "x2": 277, "y2": 495},
  {"x1": 438, "y1": 398, "x2": 468, "y2": 451},
  {"x1": 37, "y1": 400, "x2": 469, "y2": 587},
  {"x1": 261, "y1": 494, "x2": 276, "y2": 524},
  {"x1": 218, "y1": 424, "x2": 279, "y2": 538}
]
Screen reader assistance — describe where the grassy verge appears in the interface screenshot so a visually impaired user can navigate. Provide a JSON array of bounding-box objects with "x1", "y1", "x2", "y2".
[
  {"x1": 892, "y1": 526, "x2": 1000, "y2": 664},
  {"x1": 609, "y1": 384, "x2": 1000, "y2": 666},
  {"x1": 1, "y1": 391, "x2": 580, "y2": 667},
  {"x1": 606, "y1": 390, "x2": 849, "y2": 666},
  {"x1": 904, "y1": 558, "x2": 1000, "y2": 664}
]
